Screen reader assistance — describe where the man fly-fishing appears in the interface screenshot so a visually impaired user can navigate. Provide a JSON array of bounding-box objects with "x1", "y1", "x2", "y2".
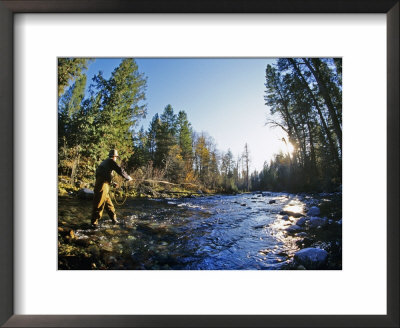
[{"x1": 91, "y1": 149, "x2": 132, "y2": 227}]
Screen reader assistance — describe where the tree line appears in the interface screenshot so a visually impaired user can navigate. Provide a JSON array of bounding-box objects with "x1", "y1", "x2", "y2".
[
  {"x1": 251, "y1": 58, "x2": 342, "y2": 192},
  {"x1": 58, "y1": 58, "x2": 341, "y2": 194},
  {"x1": 58, "y1": 58, "x2": 253, "y2": 193}
]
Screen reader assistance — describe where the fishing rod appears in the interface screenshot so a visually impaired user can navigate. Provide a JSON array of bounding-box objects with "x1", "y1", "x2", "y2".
[{"x1": 109, "y1": 178, "x2": 199, "y2": 206}]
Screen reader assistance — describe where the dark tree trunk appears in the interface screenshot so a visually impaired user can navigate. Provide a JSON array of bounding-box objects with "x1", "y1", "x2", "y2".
[
  {"x1": 303, "y1": 58, "x2": 342, "y2": 154},
  {"x1": 287, "y1": 59, "x2": 340, "y2": 171}
]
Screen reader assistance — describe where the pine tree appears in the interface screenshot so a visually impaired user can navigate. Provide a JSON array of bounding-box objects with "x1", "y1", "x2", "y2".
[
  {"x1": 92, "y1": 58, "x2": 147, "y2": 163},
  {"x1": 155, "y1": 105, "x2": 177, "y2": 167},
  {"x1": 146, "y1": 113, "x2": 160, "y2": 162},
  {"x1": 58, "y1": 58, "x2": 91, "y2": 97},
  {"x1": 176, "y1": 110, "x2": 193, "y2": 161},
  {"x1": 264, "y1": 58, "x2": 342, "y2": 191},
  {"x1": 242, "y1": 143, "x2": 250, "y2": 191}
]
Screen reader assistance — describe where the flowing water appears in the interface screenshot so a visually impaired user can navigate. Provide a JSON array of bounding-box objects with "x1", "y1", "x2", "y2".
[{"x1": 58, "y1": 192, "x2": 340, "y2": 270}]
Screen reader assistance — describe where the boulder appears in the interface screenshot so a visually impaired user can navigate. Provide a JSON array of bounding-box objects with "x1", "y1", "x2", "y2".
[
  {"x1": 281, "y1": 215, "x2": 290, "y2": 221},
  {"x1": 279, "y1": 210, "x2": 303, "y2": 218},
  {"x1": 286, "y1": 225, "x2": 302, "y2": 233},
  {"x1": 296, "y1": 217, "x2": 308, "y2": 226},
  {"x1": 294, "y1": 248, "x2": 328, "y2": 269},
  {"x1": 307, "y1": 206, "x2": 320, "y2": 216},
  {"x1": 77, "y1": 188, "x2": 94, "y2": 200},
  {"x1": 269, "y1": 200, "x2": 276, "y2": 204},
  {"x1": 309, "y1": 216, "x2": 328, "y2": 229}
]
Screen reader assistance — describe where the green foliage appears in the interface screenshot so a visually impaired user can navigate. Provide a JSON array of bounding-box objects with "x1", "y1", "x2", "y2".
[
  {"x1": 58, "y1": 58, "x2": 91, "y2": 97},
  {"x1": 154, "y1": 105, "x2": 178, "y2": 167},
  {"x1": 58, "y1": 58, "x2": 147, "y2": 183},
  {"x1": 91, "y1": 58, "x2": 147, "y2": 163},
  {"x1": 165, "y1": 145, "x2": 185, "y2": 183},
  {"x1": 176, "y1": 111, "x2": 193, "y2": 161},
  {"x1": 58, "y1": 57, "x2": 341, "y2": 195}
]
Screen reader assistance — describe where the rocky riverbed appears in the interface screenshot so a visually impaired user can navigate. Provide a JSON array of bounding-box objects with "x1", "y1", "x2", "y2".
[{"x1": 58, "y1": 191, "x2": 342, "y2": 270}]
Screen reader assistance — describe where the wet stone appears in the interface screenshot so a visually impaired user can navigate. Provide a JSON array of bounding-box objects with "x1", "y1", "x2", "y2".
[
  {"x1": 77, "y1": 188, "x2": 94, "y2": 200},
  {"x1": 74, "y1": 238, "x2": 91, "y2": 247},
  {"x1": 309, "y1": 217, "x2": 328, "y2": 229},
  {"x1": 279, "y1": 210, "x2": 303, "y2": 218},
  {"x1": 104, "y1": 229, "x2": 117, "y2": 236},
  {"x1": 286, "y1": 225, "x2": 302, "y2": 233},
  {"x1": 294, "y1": 248, "x2": 328, "y2": 269},
  {"x1": 307, "y1": 206, "x2": 320, "y2": 216},
  {"x1": 296, "y1": 217, "x2": 307, "y2": 226},
  {"x1": 59, "y1": 191, "x2": 341, "y2": 270},
  {"x1": 88, "y1": 245, "x2": 100, "y2": 257}
]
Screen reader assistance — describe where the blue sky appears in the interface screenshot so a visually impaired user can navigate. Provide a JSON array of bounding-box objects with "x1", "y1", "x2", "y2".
[{"x1": 85, "y1": 58, "x2": 288, "y2": 172}]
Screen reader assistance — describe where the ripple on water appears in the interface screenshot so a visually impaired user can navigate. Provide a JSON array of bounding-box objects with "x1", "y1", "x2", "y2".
[{"x1": 59, "y1": 193, "x2": 315, "y2": 269}]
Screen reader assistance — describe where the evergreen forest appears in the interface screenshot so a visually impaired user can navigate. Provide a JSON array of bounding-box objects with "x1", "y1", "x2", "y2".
[{"x1": 58, "y1": 58, "x2": 342, "y2": 195}]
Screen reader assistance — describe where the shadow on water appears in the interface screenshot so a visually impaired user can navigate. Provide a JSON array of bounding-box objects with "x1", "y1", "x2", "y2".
[{"x1": 58, "y1": 192, "x2": 341, "y2": 270}]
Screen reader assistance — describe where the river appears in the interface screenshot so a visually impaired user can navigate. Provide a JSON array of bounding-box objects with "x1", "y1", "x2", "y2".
[{"x1": 58, "y1": 192, "x2": 342, "y2": 270}]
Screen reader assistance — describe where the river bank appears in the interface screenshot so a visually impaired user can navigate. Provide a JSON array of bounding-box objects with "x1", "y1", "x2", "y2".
[{"x1": 58, "y1": 176, "x2": 216, "y2": 200}]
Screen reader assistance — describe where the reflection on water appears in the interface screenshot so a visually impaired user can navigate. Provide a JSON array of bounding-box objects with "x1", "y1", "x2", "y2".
[{"x1": 58, "y1": 193, "x2": 316, "y2": 270}]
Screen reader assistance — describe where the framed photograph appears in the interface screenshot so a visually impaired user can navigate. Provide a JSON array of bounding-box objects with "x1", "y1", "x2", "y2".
[{"x1": 1, "y1": 1, "x2": 398, "y2": 327}]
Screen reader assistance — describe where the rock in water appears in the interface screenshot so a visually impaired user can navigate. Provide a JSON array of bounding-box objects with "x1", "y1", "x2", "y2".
[
  {"x1": 279, "y1": 210, "x2": 303, "y2": 218},
  {"x1": 307, "y1": 206, "x2": 320, "y2": 216},
  {"x1": 78, "y1": 188, "x2": 94, "y2": 200},
  {"x1": 309, "y1": 216, "x2": 328, "y2": 228},
  {"x1": 269, "y1": 200, "x2": 276, "y2": 204},
  {"x1": 296, "y1": 217, "x2": 307, "y2": 226},
  {"x1": 294, "y1": 248, "x2": 328, "y2": 269},
  {"x1": 286, "y1": 225, "x2": 302, "y2": 233}
]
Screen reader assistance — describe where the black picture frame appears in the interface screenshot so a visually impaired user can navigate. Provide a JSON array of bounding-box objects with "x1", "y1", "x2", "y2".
[{"x1": 0, "y1": 1, "x2": 398, "y2": 327}]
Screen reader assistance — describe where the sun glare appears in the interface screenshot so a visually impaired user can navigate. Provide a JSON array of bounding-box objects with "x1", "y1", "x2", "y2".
[
  {"x1": 279, "y1": 138, "x2": 295, "y2": 156},
  {"x1": 286, "y1": 142, "x2": 295, "y2": 155}
]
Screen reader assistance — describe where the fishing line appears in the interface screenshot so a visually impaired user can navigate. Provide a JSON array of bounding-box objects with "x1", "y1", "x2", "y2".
[{"x1": 110, "y1": 181, "x2": 128, "y2": 206}]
